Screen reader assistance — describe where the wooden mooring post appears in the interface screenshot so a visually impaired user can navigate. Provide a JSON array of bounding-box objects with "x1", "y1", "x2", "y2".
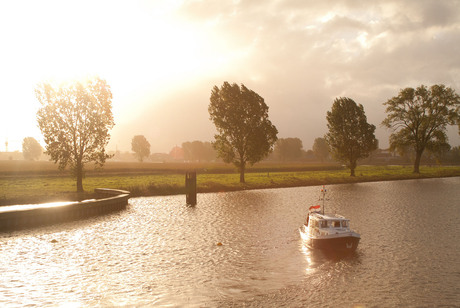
[{"x1": 185, "y1": 171, "x2": 197, "y2": 205}]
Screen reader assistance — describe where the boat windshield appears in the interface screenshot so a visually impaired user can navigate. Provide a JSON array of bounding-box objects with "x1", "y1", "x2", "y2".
[
  {"x1": 309, "y1": 219, "x2": 318, "y2": 228},
  {"x1": 318, "y1": 220, "x2": 349, "y2": 228}
]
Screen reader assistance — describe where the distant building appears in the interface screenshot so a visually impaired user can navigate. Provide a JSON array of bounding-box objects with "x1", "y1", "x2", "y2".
[{"x1": 169, "y1": 146, "x2": 184, "y2": 160}]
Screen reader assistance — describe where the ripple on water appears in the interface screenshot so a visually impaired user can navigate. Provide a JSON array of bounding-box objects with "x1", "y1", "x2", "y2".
[{"x1": 1, "y1": 178, "x2": 459, "y2": 307}]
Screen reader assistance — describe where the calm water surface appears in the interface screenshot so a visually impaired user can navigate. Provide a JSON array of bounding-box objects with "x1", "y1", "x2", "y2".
[{"x1": 1, "y1": 177, "x2": 459, "y2": 307}]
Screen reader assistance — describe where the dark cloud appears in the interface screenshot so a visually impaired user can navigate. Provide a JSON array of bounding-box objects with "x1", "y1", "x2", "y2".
[
  {"x1": 118, "y1": 0, "x2": 459, "y2": 152},
  {"x1": 6, "y1": 0, "x2": 456, "y2": 152}
]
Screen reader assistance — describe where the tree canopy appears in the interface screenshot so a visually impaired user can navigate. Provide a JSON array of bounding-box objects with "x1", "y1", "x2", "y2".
[
  {"x1": 36, "y1": 77, "x2": 114, "y2": 192},
  {"x1": 382, "y1": 84, "x2": 460, "y2": 173},
  {"x1": 209, "y1": 82, "x2": 278, "y2": 183},
  {"x1": 325, "y1": 97, "x2": 378, "y2": 176},
  {"x1": 22, "y1": 137, "x2": 43, "y2": 161},
  {"x1": 312, "y1": 137, "x2": 330, "y2": 162},
  {"x1": 273, "y1": 138, "x2": 303, "y2": 161},
  {"x1": 182, "y1": 141, "x2": 216, "y2": 162},
  {"x1": 131, "y1": 135, "x2": 151, "y2": 162}
]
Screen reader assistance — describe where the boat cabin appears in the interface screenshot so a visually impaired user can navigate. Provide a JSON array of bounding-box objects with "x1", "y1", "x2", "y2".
[
  {"x1": 300, "y1": 186, "x2": 360, "y2": 251},
  {"x1": 307, "y1": 213, "x2": 351, "y2": 234}
]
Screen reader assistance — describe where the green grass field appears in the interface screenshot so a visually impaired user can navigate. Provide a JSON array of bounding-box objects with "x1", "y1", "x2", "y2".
[{"x1": 1, "y1": 160, "x2": 459, "y2": 205}]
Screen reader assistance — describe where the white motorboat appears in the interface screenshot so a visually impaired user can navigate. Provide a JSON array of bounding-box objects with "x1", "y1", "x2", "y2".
[{"x1": 299, "y1": 186, "x2": 360, "y2": 252}]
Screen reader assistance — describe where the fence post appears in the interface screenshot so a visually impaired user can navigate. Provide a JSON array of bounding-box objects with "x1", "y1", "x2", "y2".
[{"x1": 185, "y1": 170, "x2": 197, "y2": 205}]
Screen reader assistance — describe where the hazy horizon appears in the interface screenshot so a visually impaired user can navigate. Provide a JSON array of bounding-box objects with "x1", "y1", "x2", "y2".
[{"x1": 1, "y1": 0, "x2": 459, "y2": 153}]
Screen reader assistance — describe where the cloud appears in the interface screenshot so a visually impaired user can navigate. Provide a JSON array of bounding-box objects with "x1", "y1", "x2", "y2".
[
  {"x1": 136, "y1": 0, "x2": 459, "y2": 150},
  {"x1": 2, "y1": 0, "x2": 459, "y2": 152}
]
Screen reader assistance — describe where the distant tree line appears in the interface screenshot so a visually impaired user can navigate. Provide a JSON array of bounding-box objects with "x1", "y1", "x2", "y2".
[
  {"x1": 27, "y1": 77, "x2": 460, "y2": 192},
  {"x1": 272, "y1": 137, "x2": 303, "y2": 161},
  {"x1": 22, "y1": 137, "x2": 43, "y2": 161},
  {"x1": 182, "y1": 141, "x2": 215, "y2": 162},
  {"x1": 131, "y1": 135, "x2": 151, "y2": 162}
]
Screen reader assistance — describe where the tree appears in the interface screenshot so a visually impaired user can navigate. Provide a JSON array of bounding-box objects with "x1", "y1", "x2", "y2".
[
  {"x1": 382, "y1": 84, "x2": 460, "y2": 173},
  {"x1": 274, "y1": 138, "x2": 303, "y2": 161},
  {"x1": 325, "y1": 97, "x2": 378, "y2": 176},
  {"x1": 209, "y1": 82, "x2": 278, "y2": 183},
  {"x1": 312, "y1": 137, "x2": 330, "y2": 162},
  {"x1": 169, "y1": 146, "x2": 184, "y2": 160},
  {"x1": 443, "y1": 146, "x2": 460, "y2": 164},
  {"x1": 182, "y1": 141, "x2": 216, "y2": 162},
  {"x1": 36, "y1": 77, "x2": 114, "y2": 193},
  {"x1": 131, "y1": 135, "x2": 151, "y2": 162},
  {"x1": 201, "y1": 141, "x2": 217, "y2": 161},
  {"x1": 457, "y1": 104, "x2": 460, "y2": 135},
  {"x1": 182, "y1": 141, "x2": 194, "y2": 161},
  {"x1": 22, "y1": 137, "x2": 43, "y2": 161}
]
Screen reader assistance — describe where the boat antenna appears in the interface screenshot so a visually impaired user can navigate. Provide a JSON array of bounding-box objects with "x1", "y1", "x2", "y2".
[{"x1": 320, "y1": 185, "x2": 326, "y2": 215}]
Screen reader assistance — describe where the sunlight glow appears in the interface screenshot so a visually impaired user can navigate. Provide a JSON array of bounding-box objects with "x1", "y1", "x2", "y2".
[
  {"x1": 300, "y1": 244, "x2": 315, "y2": 274},
  {"x1": 319, "y1": 12, "x2": 335, "y2": 23},
  {"x1": 0, "y1": 0, "x2": 235, "y2": 151},
  {"x1": 357, "y1": 32, "x2": 369, "y2": 49}
]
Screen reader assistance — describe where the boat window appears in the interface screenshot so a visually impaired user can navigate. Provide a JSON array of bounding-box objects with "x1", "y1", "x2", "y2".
[
  {"x1": 320, "y1": 220, "x2": 328, "y2": 228},
  {"x1": 310, "y1": 220, "x2": 317, "y2": 229},
  {"x1": 341, "y1": 220, "x2": 349, "y2": 228},
  {"x1": 332, "y1": 221, "x2": 341, "y2": 228}
]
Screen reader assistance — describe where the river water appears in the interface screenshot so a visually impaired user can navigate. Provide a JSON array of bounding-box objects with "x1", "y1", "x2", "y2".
[{"x1": 1, "y1": 177, "x2": 459, "y2": 307}]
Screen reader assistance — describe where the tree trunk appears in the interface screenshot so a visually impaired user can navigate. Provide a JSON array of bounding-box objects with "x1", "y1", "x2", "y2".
[
  {"x1": 239, "y1": 161, "x2": 246, "y2": 183},
  {"x1": 76, "y1": 161, "x2": 84, "y2": 193},
  {"x1": 349, "y1": 159, "x2": 356, "y2": 177},
  {"x1": 413, "y1": 150, "x2": 423, "y2": 174}
]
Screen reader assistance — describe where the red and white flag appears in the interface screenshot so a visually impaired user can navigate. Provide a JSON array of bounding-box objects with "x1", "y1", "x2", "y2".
[{"x1": 309, "y1": 205, "x2": 320, "y2": 211}]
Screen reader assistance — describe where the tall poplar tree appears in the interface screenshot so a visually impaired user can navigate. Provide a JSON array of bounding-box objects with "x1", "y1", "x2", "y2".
[
  {"x1": 209, "y1": 82, "x2": 278, "y2": 183},
  {"x1": 325, "y1": 97, "x2": 378, "y2": 176}
]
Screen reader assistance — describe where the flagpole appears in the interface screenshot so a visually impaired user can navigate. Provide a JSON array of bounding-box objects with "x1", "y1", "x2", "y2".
[{"x1": 321, "y1": 186, "x2": 326, "y2": 215}]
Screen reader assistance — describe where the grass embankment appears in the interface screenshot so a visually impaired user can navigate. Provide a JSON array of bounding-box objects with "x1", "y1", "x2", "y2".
[{"x1": 1, "y1": 160, "x2": 459, "y2": 205}]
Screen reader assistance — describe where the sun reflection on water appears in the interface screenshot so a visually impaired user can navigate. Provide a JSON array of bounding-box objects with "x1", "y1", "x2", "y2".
[
  {"x1": 1, "y1": 179, "x2": 459, "y2": 306},
  {"x1": 300, "y1": 243, "x2": 315, "y2": 274}
]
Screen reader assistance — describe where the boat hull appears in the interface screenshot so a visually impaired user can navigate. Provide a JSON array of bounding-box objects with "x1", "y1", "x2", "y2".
[
  {"x1": 300, "y1": 228, "x2": 360, "y2": 252},
  {"x1": 309, "y1": 236, "x2": 360, "y2": 252}
]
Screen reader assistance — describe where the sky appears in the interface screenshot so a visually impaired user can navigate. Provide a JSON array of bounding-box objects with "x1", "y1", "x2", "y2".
[{"x1": 1, "y1": 0, "x2": 459, "y2": 153}]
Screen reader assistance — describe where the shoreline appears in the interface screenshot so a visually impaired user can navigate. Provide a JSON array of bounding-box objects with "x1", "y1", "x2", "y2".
[{"x1": 2, "y1": 165, "x2": 459, "y2": 206}]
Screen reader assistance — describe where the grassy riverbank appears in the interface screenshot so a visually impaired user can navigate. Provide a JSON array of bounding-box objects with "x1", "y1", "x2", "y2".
[{"x1": 1, "y1": 161, "x2": 459, "y2": 205}]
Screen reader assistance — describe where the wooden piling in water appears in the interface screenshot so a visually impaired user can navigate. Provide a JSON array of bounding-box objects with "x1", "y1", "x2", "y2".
[{"x1": 185, "y1": 171, "x2": 197, "y2": 205}]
